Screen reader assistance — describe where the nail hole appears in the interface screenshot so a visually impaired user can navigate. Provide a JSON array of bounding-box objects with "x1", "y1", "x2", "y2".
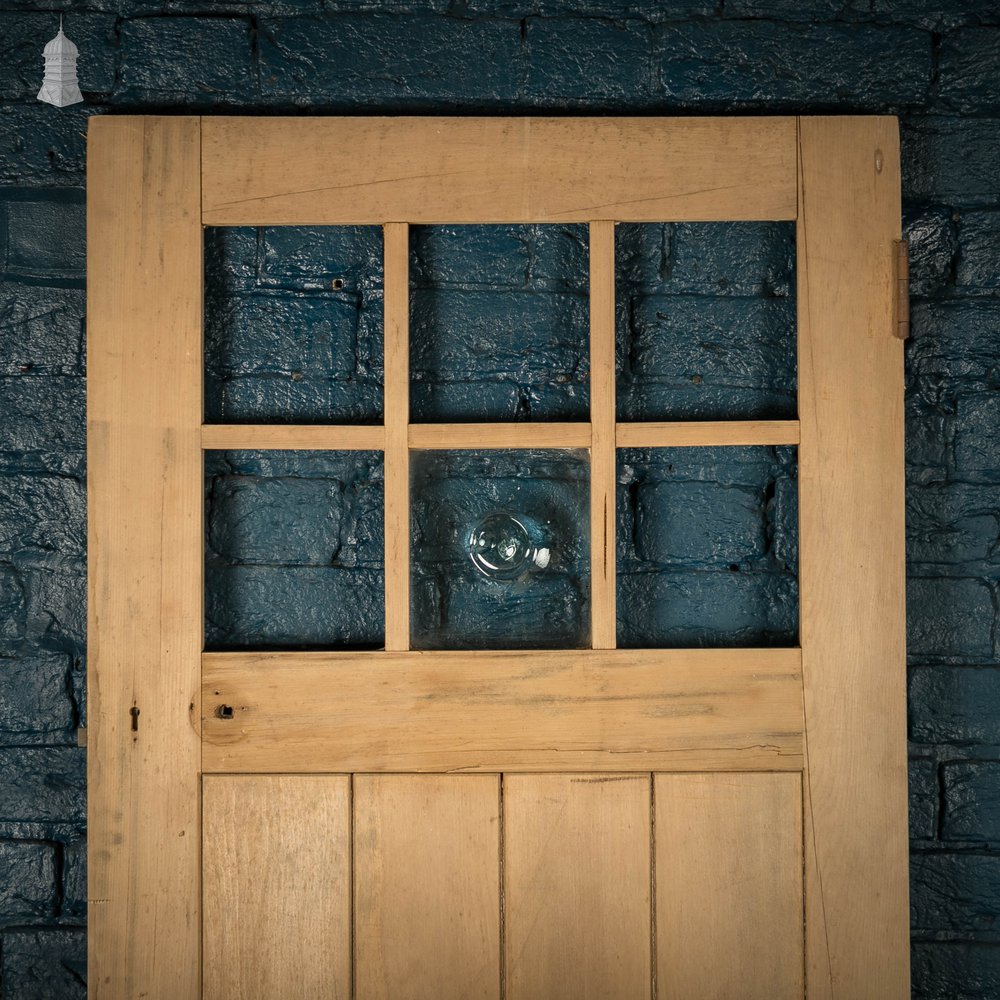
[
  {"x1": 331, "y1": 278, "x2": 344, "y2": 290},
  {"x1": 216, "y1": 705, "x2": 234, "y2": 720}
]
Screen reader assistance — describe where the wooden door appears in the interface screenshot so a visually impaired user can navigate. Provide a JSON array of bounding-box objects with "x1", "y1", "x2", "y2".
[{"x1": 87, "y1": 116, "x2": 909, "y2": 998}]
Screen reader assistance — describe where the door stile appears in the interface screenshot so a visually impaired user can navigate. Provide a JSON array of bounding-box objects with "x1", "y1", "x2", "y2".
[
  {"x1": 796, "y1": 116, "x2": 909, "y2": 997},
  {"x1": 87, "y1": 116, "x2": 203, "y2": 999},
  {"x1": 383, "y1": 222, "x2": 410, "y2": 651}
]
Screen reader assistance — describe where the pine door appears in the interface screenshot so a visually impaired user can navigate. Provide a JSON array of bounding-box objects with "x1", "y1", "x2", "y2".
[{"x1": 87, "y1": 116, "x2": 909, "y2": 999}]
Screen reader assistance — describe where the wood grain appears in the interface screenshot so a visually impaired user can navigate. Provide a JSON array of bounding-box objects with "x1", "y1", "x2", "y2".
[
  {"x1": 383, "y1": 223, "x2": 410, "y2": 650},
  {"x1": 202, "y1": 423, "x2": 384, "y2": 451},
  {"x1": 797, "y1": 116, "x2": 909, "y2": 997},
  {"x1": 203, "y1": 775, "x2": 351, "y2": 1000},
  {"x1": 504, "y1": 774, "x2": 652, "y2": 1000},
  {"x1": 202, "y1": 117, "x2": 798, "y2": 225},
  {"x1": 655, "y1": 772, "x2": 803, "y2": 999},
  {"x1": 87, "y1": 115, "x2": 202, "y2": 1000},
  {"x1": 201, "y1": 648, "x2": 804, "y2": 773},
  {"x1": 409, "y1": 422, "x2": 591, "y2": 450},
  {"x1": 590, "y1": 221, "x2": 617, "y2": 649},
  {"x1": 354, "y1": 775, "x2": 501, "y2": 1000},
  {"x1": 616, "y1": 420, "x2": 800, "y2": 449}
]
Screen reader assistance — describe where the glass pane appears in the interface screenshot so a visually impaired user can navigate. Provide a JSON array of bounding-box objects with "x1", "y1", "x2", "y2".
[
  {"x1": 205, "y1": 450, "x2": 384, "y2": 649},
  {"x1": 617, "y1": 446, "x2": 798, "y2": 647},
  {"x1": 204, "y1": 226, "x2": 384, "y2": 423},
  {"x1": 410, "y1": 225, "x2": 589, "y2": 422},
  {"x1": 616, "y1": 222, "x2": 796, "y2": 420},
  {"x1": 411, "y1": 449, "x2": 590, "y2": 649}
]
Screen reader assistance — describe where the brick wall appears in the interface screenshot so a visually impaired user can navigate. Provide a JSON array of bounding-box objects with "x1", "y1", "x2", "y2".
[{"x1": 1, "y1": 2, "x2": 999, "y2": 996}]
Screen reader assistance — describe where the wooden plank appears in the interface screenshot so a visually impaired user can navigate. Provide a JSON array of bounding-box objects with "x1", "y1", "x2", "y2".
[
  {"x1": 203, "y1": 775, "x2": 351, "y2": 1000},
  {"x1": 655, "y1": 772, "x2": 803, "y2": 999},
  {"x1": 383, "y1": 223, "x2": 410, "y2": 650},
  {"x1": 202, "y1": 117, "x2": 798, "y2": 225},
  {"x1": 201, "y1": 648, "x2": 804, "y2": 773},
  {"x1": 87, "y1": 116, "x2": 202, "y2": 999},
  {"x1": 408, "y1": 422, "x2": 591, "y2": 450},
  {"x1": 504, "y1": 774, "x2": 651, "y2": 1000},
  {"x1": 590, "y1": 221, "x2": 617, "y2": 649},
  {"x1": 797, "y1": 116, "x2": 909, "y2": 996},
  {"x1": 202, "y1": 423, "x2": 384, "y2": 451},
  {"x1": 617, "y1": 420, "x2": 800, "y2": 449},
  {"x1": 354, "y1": 775, "x2": 501, "y2": 1000}
]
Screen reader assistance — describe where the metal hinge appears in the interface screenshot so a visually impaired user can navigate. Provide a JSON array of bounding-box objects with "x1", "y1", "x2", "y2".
[{"x1": 894, "y1": 239, "x2": 910, "y2": 340}]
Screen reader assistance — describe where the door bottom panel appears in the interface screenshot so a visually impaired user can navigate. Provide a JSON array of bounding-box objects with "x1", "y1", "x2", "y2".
[{"x1": 202, "y1": 772, "x2": 803, "y2": 1000}]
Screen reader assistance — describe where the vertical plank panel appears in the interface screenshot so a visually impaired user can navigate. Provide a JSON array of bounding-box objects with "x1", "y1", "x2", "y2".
[
  {"x1": 504, "y1": 774, "x2": 651, "y2": 1000},
  {"x1": 203, "y1": 776, "x2": 352, "y2": 1000},
  {"x1": 655, "y1": 773, "x2": 803, "y2": 999},
  {"x1": 383, "y1": 222, "x2": 410, "y2": 650},
  {"x1": 87, "y1": 116, "x2": 202, "y2": 999},
  {"x1": 589, "y1": 221, "x2": 617, "y2": 649},
  {"x1": 354, "y1": 775, "x2": 501, "y2": 1000},
  {"x1": 797, "y1": 116, "x2": 909, "y2": 997}
]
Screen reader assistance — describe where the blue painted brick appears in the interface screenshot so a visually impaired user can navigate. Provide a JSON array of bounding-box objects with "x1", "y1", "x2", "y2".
[
  {"x1": 906, "y1": 395, "x2": 951, "y2": 475},
  {"x1": 955, "y1": 395, "x2": 1000, "y2": 479},
  {"x1": 907, "y1": 577, "x2": 994, "y2": 662},
  {"x1": 0, "y1": 105, "x2": 93, "y2": 188},
  {"x1": 0, "y1": 654, "x2": 75, "y2": 745},
  {"x1": 938, "y1": 28, "x2": 1000, "y2": 114},
  {"x1": 115, "y1": 17, "x2": 256, "y2": 104},
  {"x1": 906, "y1": 483, "x2": 999, "y2": 566},
  {"x1": 655, "y1": 21, "x2": 931, "y2": 108},
  {"x1": 903, "y1": 118, "x2": 1000, "y2": 202},
  {"x1": 907, "y1": 302, "x2": 1000, "y2": 405},
  {"x1": 528, "y1": 225, "x2": 589, "y2": 292},
  {"x1": 615, "y1": 223, "x2": 671, "y2": 290},
  {"x1": 723, "y1": 0, "x2": 862, "y2": 17},
  {"x1": 259, "y1": 15, "x2": 522, "y2": 106},
  {"x1": 618, "y1": 569, "x2": 798, "y2": 648},
  {"x1": 634, "y1": 481, "x2": 766, "y2": 565},
  {"x1": 261, "y1": 226, "x2": 384, "y2": 291},
  {"x1": 0, "y1": 283, "x2": 82, "y2": 376},
  {"x1": 207, "y1": 292, "x2": 361, "y2": 379},
  {"x1": 206, "y1": 372, "x2": 385, "y2": 425},
  {"x1": 666, "y1": 222, "x2": 795, "y2": 298},
  {"x1": 619, "y1": 295, "x2": 796, "y2": 420},
  {"x1": 23, "y1": 563, "x2": 86, "y2": 654},
  {"x1": 957, "y1": 211, "x2": 1000, "y2": 292},
  {"x1": 0, "y1": 748, "x2": 85, "y2": 824},
  {"x1": 525, "y1": 17, "x2": 652, "y2": 106},
  {"x1": 912, "y1": 942, "x2": 1000, "y2": 1000},
  {"x1": 0, "y1": 13, "x2": 116, "y2": 98},
  {"x1": 204, "y1": 227, "x2": 257, "y2": 283},
  {"x1": 904, "y1": 205, "x2": 956, "y2": 299},
  {"x1": 1, "y1": 191, "x2": 86, "y2": 281},
  {"x1": 0, "y1": 377, "x2": 85, "y2": 454},
  {"x1": 910, "y1": 758, "x2": 939, "y2": 842},
  {"x1": 412, "y1": 225, "x2": 532, "y2": 289},
  {"x1": 0, "y1": 929, "x2": 86, "y2": 1000},
  {"x1": 943, "y1": 762, "x2": 1000, "y2": 844},
  {"x1": 872, "y1": 0, "x2": 996, "y2": 30},
  {"x1": 0, "y1": 475, "x2": 85, "y2": 558},
  {"x1": 206, "y1": 566, "x2": 385, "y2": 648},
  {"x1": 209, "y1": 476, "x2": 375, "y2": 566},
  {"x1": 0, "y1": 840, "x2": 55, "y2": 923},
  {"x1": 0, "y1": 564, "x2": 26, "y2": 647},
  {"x1": 411, "y1": 288, "x2": 589, "y2": 421},
  {"x1": 61, "y1": 838, "x2": 86, "y2": 922},
  {"x1": 910, "y1": 666, "x2": 1000, "y2": 745},
  {"x1": 910, "y1": 852, "x2": 1000, "y2": 935}
]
